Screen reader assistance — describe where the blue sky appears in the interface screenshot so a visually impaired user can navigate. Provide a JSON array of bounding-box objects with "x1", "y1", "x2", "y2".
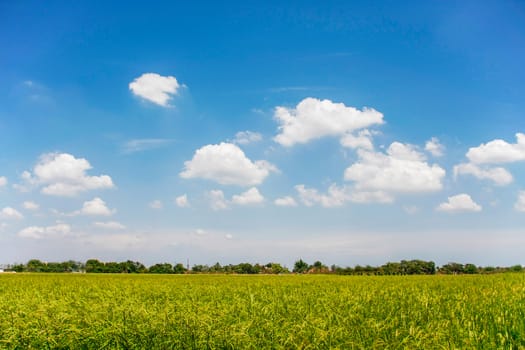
[{"x1": 1, "y1": 1, "x2": 525, "y2": 267}]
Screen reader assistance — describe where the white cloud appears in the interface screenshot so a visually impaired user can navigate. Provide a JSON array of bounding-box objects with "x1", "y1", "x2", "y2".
[
  {"x1": 295, "y1": 184, "x2": 349, "y2": 207},
  {"x1": 225, "y1": 233, "x2": 233, "y2": 240},
  {"x1": 453, "y1": 163, "x2": 513, "y2": 186},
  {"x1": 340, "y1": 130, "x2": 374, "y2": 150},
  {"x1": 149, "y1": 200, "x2": 163, "y2": 210},
  {"x1": 208, "y1": 190, "x2": 229, "y2": 211},
  {"x1": 175, "y1": 194, "x2": 189, "y2": 208},
  {"x1": 466, "y1": 133, "x2": 525, "y2": 164},
  {"x1": 121, "y1": 138, "x2": 172, "y2": 154},
  {"x1": 81, "y1": 197, "x2": 114, "y2": 216},
  {"x1": 436, "y1": 194, "x2": 482, "y2": 213},
  {"x1": 454, "y1": 133, "x2": 525, "y2": 186},
  {"x1": 234, "y1": 131, "x2": 263, "y2": 145},
  {"x1": 425, "y1": 137, "x2": 445, "y2": 157},
  {"x1": 20, "y1": 153, "x2": 114, "y2": 196},
  {"x1": 180, "y1": 142, "x2": 277, "y2": 186},
  {"x1": 274, "y1": 97, "x2": 384, "y2": 146},
  {"x1": 93, "y1": 221, "x2": 126, "y2": 230},
  {"x1": 344, "y1": 142, "x2": 445, "y2": 193},
  {"x1": 194, "y1": 229, "x2": 207, "y2": 236},
  {"x1": 274, "y1": 196, "x2": 298, "y2": 207},
  {"x1": 1, "y1": 207, "x2": 24, "y2": 220},
  {"x1": 403, "y1": 205, "x2": 419, "y2": 215},
  {"x1": 18, "y1": 222, "x2": 71, "y2": 239},
  {"x1": 129, "y1": 73, "x2": 181, "y2": 107},
  {"x1": 348, "y1": 191, "x2": 394, "y2": 204},
  {"x1": 231, "y1": 187, "x2": 264, "y2": 206},
  {"x1": 514, "y1": 191, "x2": 525, "y2": 212},
  {"x1": 12, "y1": 171, "x2": 32, "y2": 192},
  {"x1": 0, "y1": 176, "x2": 7, "y2": 187},
  {"x1": 23, "y1": 201, "x2": 39, "y2": 210},
  {"x1": 295, "y1": 184, "x2": 393, "y2": 207}
]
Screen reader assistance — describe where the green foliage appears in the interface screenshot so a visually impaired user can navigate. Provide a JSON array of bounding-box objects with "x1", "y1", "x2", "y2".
[
  {"x1": 293, "y1": 259, "x2": 309, "y2": 273},
  {"x1": 148, "y1": 263, "x2": 174, "y2": 274},
  {"x1": 333, "y1": 260, "x2": 437, "y2": 275},
  {"x1": 173, "y1": 263, "x2": 186, "y2": 274},
  {"x1": 6, "y1": 258, "x2": 523, "y2": 276},
  {"x1": 464, "y1": 263, "x2": 479, "y2": 274},
  {"x1": 1, "y1": 274, "x2": 525, "y2": 348}
]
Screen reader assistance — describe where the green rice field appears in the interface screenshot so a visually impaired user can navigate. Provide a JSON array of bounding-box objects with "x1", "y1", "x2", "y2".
[{"x1": 1, "y1": 273, "x2": 524, "y2": 349}]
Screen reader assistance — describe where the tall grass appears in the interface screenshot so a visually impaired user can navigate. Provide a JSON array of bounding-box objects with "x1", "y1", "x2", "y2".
[{"x1": 1, "y1": 274, "x2": 524, "y2": 349}]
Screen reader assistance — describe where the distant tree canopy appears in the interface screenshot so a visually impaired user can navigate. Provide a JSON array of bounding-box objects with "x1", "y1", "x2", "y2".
[
  {"x1": 3, "y1": 259, "x2": 523, "y2": 275},
  {"x1": 13, "y1": 259, "x2": 83, "y2": 273},
  {"x1": 293, "y1": 259, "x2": 309, "y2": 273},
  {"x1": 85, "y1": 259, "x2": 147, "y2": 273},
  {"x1": 190, "y1": 262, "x2": 289, "y2": 274}
]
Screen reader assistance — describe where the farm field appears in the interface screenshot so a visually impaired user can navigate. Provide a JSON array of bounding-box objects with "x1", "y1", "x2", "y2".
[{"x1": 1, "y1": 274, "x2": 524, "y2": 349}]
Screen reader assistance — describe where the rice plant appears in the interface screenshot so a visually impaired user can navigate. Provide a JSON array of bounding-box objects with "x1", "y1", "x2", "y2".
[{"x1": 1, "y1": 274, "x2": 524, "y2": 349}]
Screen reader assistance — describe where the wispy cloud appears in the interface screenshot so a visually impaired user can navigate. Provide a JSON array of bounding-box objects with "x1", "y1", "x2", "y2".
[
  {"x1": 121, "y1": 138, "x2": 173, "y2": 154},
  {"x1": 268, "y1": 86, "x2": 311, "y2": 93}
]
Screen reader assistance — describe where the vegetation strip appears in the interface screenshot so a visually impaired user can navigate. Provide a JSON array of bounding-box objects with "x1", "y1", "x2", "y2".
[
  {"x1": 1, "y1": 274, "x2": 524, "y2": 348},
  {"x1": 2, "y1": 258, "x2": 523, "y2": 275}
]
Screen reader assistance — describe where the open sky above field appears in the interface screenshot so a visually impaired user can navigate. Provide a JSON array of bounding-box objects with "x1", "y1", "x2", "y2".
[{"x1": 1, "y1": 1, "x2": 525, "y2": 267}]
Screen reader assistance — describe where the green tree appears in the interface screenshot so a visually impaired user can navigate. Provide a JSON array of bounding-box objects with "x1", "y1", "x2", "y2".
[
  {"x1": 439, "y1": 262, "x2": 464, "y2": 274},
  {"x1": 464, "y1": 264, "x2": 478, "y2": 274},
  {"x1": 26, "y1": 259, "x2": 45, "y2": 272},
  {"x1": 173, "y1": 263, "x2": 186, "y2": 274},
  {"x1": 148, "y1": 263, "x2": 174, "y2": 274},
  {"x1": 293, "y1": 259, "x2": 309, "y2": 273},
  {"x1": 85, "y1": 259, "x2": 105, "y2": 273},
  {"x1": 509, "y1": 264, "x2": 523, "y2": 272}
]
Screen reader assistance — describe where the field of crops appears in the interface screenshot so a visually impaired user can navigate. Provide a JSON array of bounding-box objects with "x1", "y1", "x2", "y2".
[{"x1": 1, "y1": 273, "x2": 524, "y2": 349}]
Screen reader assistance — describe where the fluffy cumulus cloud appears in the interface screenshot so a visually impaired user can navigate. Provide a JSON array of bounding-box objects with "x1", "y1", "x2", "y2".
[
  {"x1": 274, "y1": 196, "x2": 298, "y2": 207},
  {"x1": 514, "y1": 191, "x2": 525, "y2": 212},
  {"x1": 344, "y1": 142, "x2": 445, "y2": 193},
  {"x1": 0, "y1": 176, "x2": 7, "y2": 187},
  {"x1": 466, "y1": 133, "x2": 525, "y2": 164},
  {"x1": 23, "y1": 201, "x2": 39, "y2": 210},
  {"x1": 273, "y1": 98, "x2": 383, "y2": 146},
  {"x1": 231, "y1": 187, "x2": 264, "y2": 206},
  {"x1": 129, "y1": 73, "x2": 181, "y2": 107},
  {"x1": 1, "y1": 207, "x2": 24, "y2": 220},
  {"x1": 295, "y1": 184, "x2": 392, "y2": 207},
  {"x1": 175, "y1": 194, "x2": 189, "y2": 208},
  {"x1": 436, "y1": 194, "x2": 482, "y2": 213},
  {"x1": 180, "y1": 143, "x2": 277, "y2": 186},
  {"x1": 340, "y1": 129, "x2": 375, "y2": 150},
  {"x1": 18, "y1": 222, "x2": 71, "y2": 239},
  {"x1": 453, "y1": 163, "x2": 513, "y2": 186},
  {"x1": 208, "y1": 190, "x2": 229, "y2": 211},
  {"x1": 20, "y1": 153, "x2": 114, "y2": 196},
  {"x1": 454, "y1": 133, "x2": 525, "y2": 186},
  {"x1": 93, "y1": 221, "x2": 126, "y2": 230},
  {"x1": 425, "y1": 137, "x2": 445, "y2": 157},
  {"x1": 233, "y1": 131, "x2": 263, "y2": 145},
  {"x1": 81, "y1": 197, "x2": 114, "y2": 216}
]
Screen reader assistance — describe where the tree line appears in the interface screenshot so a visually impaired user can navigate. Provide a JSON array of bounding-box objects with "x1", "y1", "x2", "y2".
[{"x1": 2, "y1": 258, "x2": 523, "y2": 275}]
